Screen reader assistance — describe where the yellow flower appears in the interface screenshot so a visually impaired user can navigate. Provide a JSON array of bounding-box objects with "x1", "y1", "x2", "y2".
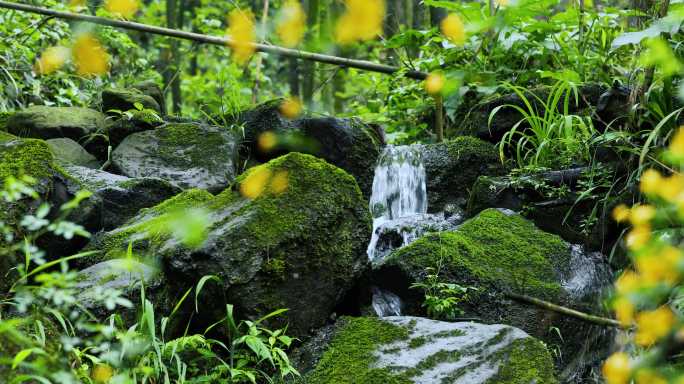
[
  {"x1": 72, "y1": 33, "x2": 109, "y2": 77},
  {"x1": 441, "y1": 14, "x2": 466, "y2": 45},
  {"x1": 602, "y1": 352, "x2": 631, "y2": 384},
  {"x1": 625, "y1": 224, "x2": 651, "y2": 250},
  {"x1": 276, "y1": 0, "x2": 306, "y2": 48},
  {"x1": 636, "y1": 248, "x2": 681, "y2": 284},
  {"x1": 425, "y1": 72, "x2": 445, "y2": 96},
  {"x1": 271, "y1": 171, "x2": 289, "y2": 195},
  {"x1": 240, "y1": 167, "x2": 272, "y2": 199},
  {"x1": 612, "y1": 204, "x2": 631, "y2": 223},
  {"x1": 280, "y1": 97, "x2": 303, "y2": 119},
  {"x1": 69, "y1": 0, "x2": 86, "y2": 8},
  {"x1": 629, "y1": 204, "x2": 655, "y2": 226},
  {"x1": 104, "y1": 0, "x2": 139, "y2": 19},
  {"x1": 660, "y1": 173, "x2": 684, "y2": 202},
  {"x1": 669, "y1": 126, "x2": 684, "y2": 159},
  {"x1": 226, "y1": 9, "x2": 256, "y2": 65},
  {"x1": 92, "y1": 363, "x2": 114, "y2": 383},
  {"x1": 614, "y1": 297, "x2": 635, "y2": 327},
  {"x1": 258, "y1": 132, "x2": 278, "y2": 153},
  {"x1": 635, "y1": 306, "x2": 676, "y2": 346},
  {"x1": 34, "y1": 46, "x2": 70, "y2": 75},
  {"x1": 635, "y1": 370, "x2": 667, "y2": 384},
  {"x1": 615, "y1": 270, "x2": 639, "y2": 294},
  {"x1": 335, "y1": 0, "x2": 385, "y2": 44},
  {"x1": 640, "y1": 169, "x2": 662, "y2": 196}
]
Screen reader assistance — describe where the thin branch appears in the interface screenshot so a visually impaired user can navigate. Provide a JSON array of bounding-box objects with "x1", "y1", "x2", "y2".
[
  {"x1": 505, "y1": 291, "x2": 622, "y2": 328},
  {"x1": 0, "y1": 0, "x2": 428, "y2": 80}
]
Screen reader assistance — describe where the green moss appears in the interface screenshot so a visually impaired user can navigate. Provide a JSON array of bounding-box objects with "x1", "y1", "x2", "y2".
[
  {"x1": 487, "y1": 338, "x2": 558, "y2": 384},
  {"x1": 444, "y1": 136, "x2": 499, "y2": 161},
  {"x1": 156, "y1": 123, "x2": 229, "y2": 166},
  {"x1": 0, "y1": 130, "x2": 17, "y2": 143},
  {"x1": 307, "y1": 317, "x2": 411, "y2": 384},
  {"x1": 387, "y1": 209, "x2": 569, "y2": 299},
  {"x1": 0, "y1": 139, "x2": 55, "y2": 184}
]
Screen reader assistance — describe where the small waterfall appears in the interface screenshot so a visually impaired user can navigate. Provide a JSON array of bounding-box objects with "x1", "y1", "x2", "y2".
[
  {"x1": 367, "y1": 145, "x2": 428, "y2": 261},
  {"x1": 371, "y1": 286, "x2": 403, "y2": 317}
]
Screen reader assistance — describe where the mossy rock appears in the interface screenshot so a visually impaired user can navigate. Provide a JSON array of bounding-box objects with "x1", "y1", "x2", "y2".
[
  {"x1": 7, "y1": 106, "x2": 106, "y2": 142},
  {"x1": 112, "y1": 122, "x2": 238, "y2": 193},
  {"x1": 46, "y1": 138, "x2": 101, "y2": 169},
  {"x1": 304, "y1": 316, "x2": 557, "y2": 384},
  {"x1": 236, "y1": 100, "x2": 384, "y2": 197},
  {"x1": 132, "y1": 80, "x2": 166, "y2": 115},
  {"x1": 378, "y1": 209, "x2": 611, "y2": 377},
  {"x1": 87, "y1": 153, "x2": 371, "y2": 336},
  {"x1": 420, "y1": 136, "x2": 505, "y2": 212},
  {"x1": 101, "y1": 87, "x2": 162, "y2": 115},
  {"x1": 0, "y1": 130, "x2": 17, "y2": 143},
  {"x1": 106, "y1": 109, "x2": 164, "y2": 149},
  {"x1": 0, "y1": 138, "x2": 55, "y2": 192}
]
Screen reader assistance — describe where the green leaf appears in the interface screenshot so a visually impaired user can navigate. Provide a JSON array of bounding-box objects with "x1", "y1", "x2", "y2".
[{"x1": 12, "y1": 349, "x2": 34, "y2": 369}]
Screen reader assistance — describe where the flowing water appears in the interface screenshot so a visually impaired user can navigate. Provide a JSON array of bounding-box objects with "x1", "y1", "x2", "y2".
[{"x1": 367, "y1": 145, "x2": 428, "y2": 261}]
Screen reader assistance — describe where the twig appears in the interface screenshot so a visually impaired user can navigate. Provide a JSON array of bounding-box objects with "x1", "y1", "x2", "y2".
[{"x1": 505, "y1": 291, "x2": 621, "y2": 327}]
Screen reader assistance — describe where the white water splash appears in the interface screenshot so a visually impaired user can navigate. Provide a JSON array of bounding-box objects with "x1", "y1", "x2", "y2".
[
  {"x1": 371, "y1": 286, "x2": 403, "y2": 317},
  {"x1": 367, "y1": 146, "x2": 427, "y2": 261}
]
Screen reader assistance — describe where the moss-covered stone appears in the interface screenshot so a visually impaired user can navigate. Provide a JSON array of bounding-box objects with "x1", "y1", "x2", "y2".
[
  {"x1": 46, "y1": 138, "x2": 101, "y2": 169},
  {"x1": 386, "y1": 209, "x2": 568, "y2": 299},
  {"x1": 112, "y1": 122, "x2": 238, "y2": 193},
  {"x1": 305, "y1": 316, "x2": 557, "y2": 384},
  {"x1": 101, "y1": 87, "x2": 161, "y2": 114},
  {"x1": 421, "y1": 136, "x2": 505, "y2": 212},
  {"x1": 0, "y1": 111, "x2": 13, "y2": 131},
  {"x1": 88, "y1": 153, "x2": 371, "y2": 336},
  {"x1": 7, "y1": 106, "x2": 106, "y2": 142},
  {"x1": 235, "y1": 100, "x2": 384, "y2": 197},
  {"x1": 0, "y1": 139, "x2": 55, "y2": 189},
  {"x1": 0, "y1": 130, "x2": 17, "y2": 143}
]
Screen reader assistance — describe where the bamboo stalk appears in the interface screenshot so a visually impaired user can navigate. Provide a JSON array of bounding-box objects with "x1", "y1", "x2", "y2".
[
  {"x1": 505, "y1": 291, "x2": 622, "y2": 328},
  {"x1": 0, "y1": 0, "x2": 428, "y2": 80}
]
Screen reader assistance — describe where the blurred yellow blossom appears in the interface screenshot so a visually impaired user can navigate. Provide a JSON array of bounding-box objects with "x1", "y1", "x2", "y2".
[
  {"x1": 92, "y1": 363, "x2": 114, "y2": 383},
  {"x1": 615, "y1": 270, "x2": 639, "y2": 294},
  {"x1": 636, "y1": 247, "x2": 681, "y2": 284},
  {"x1": 629, "y1": 204, "x2": 655, "y2": 226},
  {"x1": 276, "y1": 0, "x2": 306, "y2": 47},
  {"x1": 258, "y1": 131, "x2": 278, "y2": 153},
  {"x1": 72, "y1": 33, "x2": 109, "y2": 77},
  {"x1": 104, "y1": 0, "x2": 139, "y2": 19},
  {"x1": 69, "y1": 0, "x2": 86, "y2": 8},
  {"x1": 441, "y1": 14, "x2": 466, "y2": 45},
  {"x1": 240, "y1": 167, "x2": 272, "y2": 199},
  {"x1": 335, "y1": 0, "x2": 385, "y2": 44},
  {"x1": 271, "y1": 171, "x2": 289, "y2": 195},
  {"x1": 614, "y1": 297, "x2": 635, "y2": 327},
  {"x1": 668, "y1": 127, "x2": 684, "y2": 159},
  {"x1": 660, "y1": 173, "x2": 684, "y2": 202},
  {"x1": 602, "y1": 352, "x2": 631, "y2": 384},
  {"x1": 34, "y1": 46, "x2": 70, "y2": 75},
  {"x1": 425, "y1": 72, "x2": 445, "y2": 96},
  {"x1": 640, "y1": 169, "x2": 662, "y2": 196},
  {"x1": 227, "y1": 9, "x2": 256, "y2": 65},
  {"x1": 625, "y1": 225, "x2": 651, "y2": 250},
  {"x1": 612, "y1": 204, "x2": 631, "y2": 223},
  {"x1": 635, "y1": 306, "x2": 675, "y2": 346},
  {"x1": 280, "y1": 97, "x2": 303, "y2": 119}
]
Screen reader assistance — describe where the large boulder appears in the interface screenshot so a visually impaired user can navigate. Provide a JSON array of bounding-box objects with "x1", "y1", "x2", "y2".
[
  {"x1": 112, "y1": 122, "x2": 238, "y2": 193},
  {"x1": 6, "y1": 106, "x2": 106, "y2": 143},
  {"x1": 376, "y1": 209, "x2": 611, "y2": 376},
  {"x1": 105, "y1": 108, "x2": 164, "y2": 149},
  {"x1": 46, "y1": 138, "x2": 100, "y2": 169},
  {"x1": 237, "y1": 100, "x2": 384, "y2": 197},
  {"x1": 420, "y1": 136, "x2": 505, "y2": 212},
  {"x1": 87, "y1": 153, "x2": 372, "y2": 336},
  {"x1": 301, "y1": 316, "x2": 557, "y2": 384},
  {"x1": 101, "y1": 88, "x2": 162, "y2": 115}
]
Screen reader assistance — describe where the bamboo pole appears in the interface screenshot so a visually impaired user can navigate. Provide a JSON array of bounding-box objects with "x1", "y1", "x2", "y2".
[
  {"x1": 0, "y1": 0, "x2": 428, "y2": 80},
  {"x1": 505, "y1": 291, "x2": 622, "y2": 328}
]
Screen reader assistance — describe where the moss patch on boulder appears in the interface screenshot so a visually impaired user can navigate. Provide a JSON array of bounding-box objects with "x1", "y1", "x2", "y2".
[
  {"x1": 7, "y1": 106, "x2": 105, "y2": 142},
  {"x1": 101, "y1": 88, "x2": 162, "y2": 114}
]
